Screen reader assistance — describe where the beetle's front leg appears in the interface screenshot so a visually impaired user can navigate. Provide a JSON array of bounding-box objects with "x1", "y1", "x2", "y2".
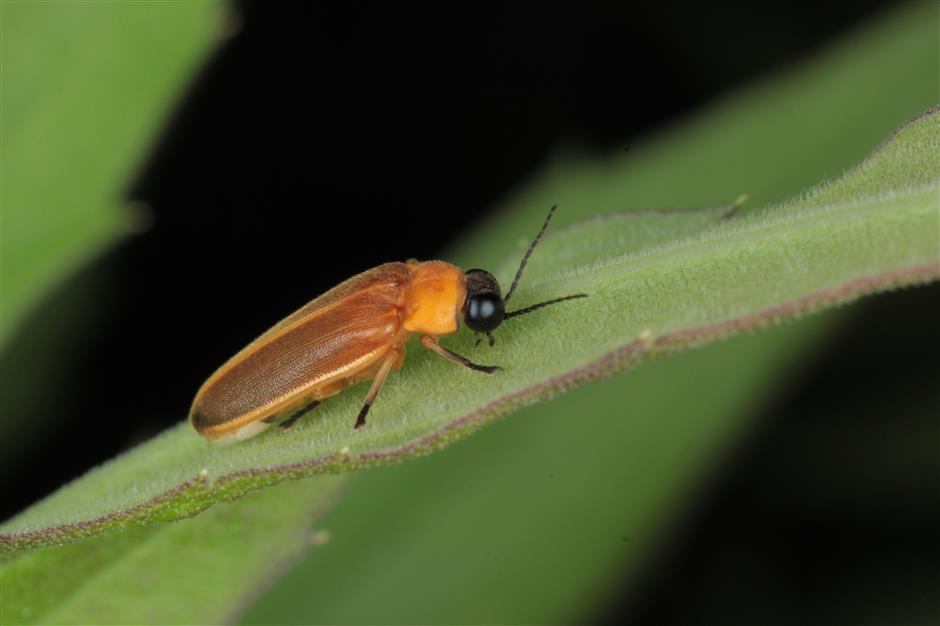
[
  {"x1": 420, "y1": 335, "x2": 501, "y2": 373},
  {"x1": 473, "y1": 332, "x2": 496, "y2": 347}
]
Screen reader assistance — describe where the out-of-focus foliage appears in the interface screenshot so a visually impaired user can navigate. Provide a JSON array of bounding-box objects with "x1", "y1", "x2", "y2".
[
  {"x1": 2, "y1": 476, "x2": 345, "y2": 625},
  {"x1": 0, "y1": 1, "x2": 222, "y2": 346}
]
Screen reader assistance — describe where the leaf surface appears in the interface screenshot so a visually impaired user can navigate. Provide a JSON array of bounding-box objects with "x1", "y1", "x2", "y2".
[
  {"x1": 2, "y1": 106, "x2": 936, "y2": 555},
  {"x1": 2, "y1": 476, "x2": 345, "y2": 625}
]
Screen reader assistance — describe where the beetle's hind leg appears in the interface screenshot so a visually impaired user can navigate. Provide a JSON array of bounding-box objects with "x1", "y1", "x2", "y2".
[
  {"x1": 265, "y1": 399, "x2": 322, "y2": 431},
  {"x1": 279, "y1": 400, "x2": 321, "y2": 431}
]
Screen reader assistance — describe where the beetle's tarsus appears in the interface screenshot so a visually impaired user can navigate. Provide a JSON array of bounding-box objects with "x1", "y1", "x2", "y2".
[
  {"x1": 354, "y1": 404, "x2": 370, "y2": 429},
  {"x1": 469, "y1": 362, "x2": 502, "y2": 374}
]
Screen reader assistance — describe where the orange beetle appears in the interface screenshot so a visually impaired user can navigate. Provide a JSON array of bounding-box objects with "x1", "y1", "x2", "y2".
[{"x1": 190, "y1": 206, "x2": 585, "y2": 443}]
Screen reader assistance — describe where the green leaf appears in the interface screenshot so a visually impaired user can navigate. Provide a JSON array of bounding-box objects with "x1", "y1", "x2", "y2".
[
  {"x1": 3, "y1": 101, "x2": 936, "y2": 555},
  {"x1": 244, "y1": 318, "x2": 839, "y2": 624},
  {"x1": 244, "y1": 7, "x2": 940, "y2": 622},
  {"x1": 2, "y1": 476, "x2": 346, "y2": 625},
  {"x1": 0, "y1": 1, "x2": 222, "y2": 346}
]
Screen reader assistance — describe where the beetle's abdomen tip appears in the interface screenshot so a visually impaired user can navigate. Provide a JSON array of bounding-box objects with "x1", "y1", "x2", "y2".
[
  {"x1": 189, "y1": 408, "x2": 208, "y2": 431},
  {"x1": 206, "y1": 420, "x2": 271, "y2": 445},
  {"x1": 190, "y1": 411, "x2": 271, "y2": 444}
]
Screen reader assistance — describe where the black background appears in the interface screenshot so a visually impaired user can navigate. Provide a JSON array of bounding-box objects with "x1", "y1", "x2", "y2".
[{"x1": 5, "y1": 2, "x2": 936, "y2": 623}]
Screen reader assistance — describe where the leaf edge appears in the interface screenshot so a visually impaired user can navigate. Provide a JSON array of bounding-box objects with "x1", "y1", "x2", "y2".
[{"x1": 3, "y1": 261, "x2": 936, "y2": 556}]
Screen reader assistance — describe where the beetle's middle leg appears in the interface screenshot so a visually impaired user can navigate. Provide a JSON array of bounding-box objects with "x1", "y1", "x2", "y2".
[
  {"x1": 420, "y1": 335, "x2": 502, "y2": 373},
  {"x1": 265, "y1": 399, "x2": 321, "y2": 431},
  {"x1": 354, "y1": 349, "x2": 401, "y2": 430}
]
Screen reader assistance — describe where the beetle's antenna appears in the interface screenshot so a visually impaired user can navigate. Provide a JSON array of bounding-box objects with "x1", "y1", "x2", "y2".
[
  {"x1": 505, "y1": 293, "x2": 588, "y2": 320},
  {"x1": 503, "y1": 204, "x2": 557, "y2": 305}
]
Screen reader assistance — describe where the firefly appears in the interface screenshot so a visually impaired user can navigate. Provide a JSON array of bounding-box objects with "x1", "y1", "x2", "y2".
[{"x1": 190, "y1": 205, "x2": 586, "y2": 443}]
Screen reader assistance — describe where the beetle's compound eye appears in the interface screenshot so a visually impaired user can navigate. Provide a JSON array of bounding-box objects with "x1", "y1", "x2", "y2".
[{"x1": 465, "y1": 292, "x2": 505, "y2": 332}]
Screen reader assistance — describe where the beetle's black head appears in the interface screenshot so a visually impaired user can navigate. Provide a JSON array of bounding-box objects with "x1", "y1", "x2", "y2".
[
  {"x1": 460, "y1": 206, "x2": 589, "y2": 340},
  {"x1": 463, "y1": 269, "x2": 505, "y2": 332}
]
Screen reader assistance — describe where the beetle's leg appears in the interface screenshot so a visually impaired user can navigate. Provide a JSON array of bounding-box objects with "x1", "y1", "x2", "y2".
[
  {"x1": 420, "y1": 334, "x2": 502, "y2": 374},
  {"x1": 474, "y1": 332, "x2": 496, "y2": 347},
  {"x1": 354, "y1": 351, "x2": 398, "y2": 430},
  {"x1": 272, "y1": 399, "x2": 321, "y2": 431}
]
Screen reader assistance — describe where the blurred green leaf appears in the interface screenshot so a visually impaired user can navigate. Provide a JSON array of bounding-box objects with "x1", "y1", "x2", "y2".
[
  {"x1": 2, "y1": 475, "x2": 346, "y2": 625},
  {"x1": 0, "y1": 0, "x2": 224, "y2": 473},
  {"x1": 0, "y1": 0, "x2": 223, "y2": 347},
  {"x1": 3, "y1": 103, "x2": 936, "y2": 555}
]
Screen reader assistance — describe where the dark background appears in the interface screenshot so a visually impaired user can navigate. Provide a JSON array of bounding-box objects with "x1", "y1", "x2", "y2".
[{"x1": 4, "y1": 2, "x2": 936, "y2": 624}]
